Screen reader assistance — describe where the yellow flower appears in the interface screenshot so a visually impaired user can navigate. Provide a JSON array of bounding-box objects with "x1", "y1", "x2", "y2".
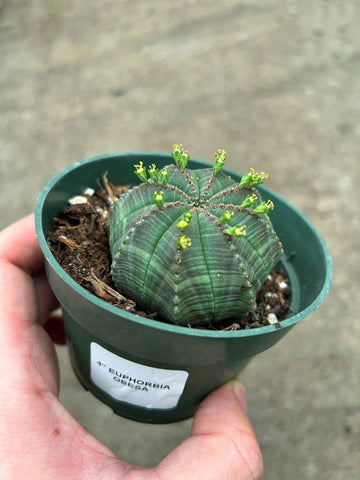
[
  {"x1": 214, "y1": 149, "x2": 227, "y2": 174},
  {"x1": 154, "y1": 190, "x2": 165, "y2": 208},
  {"x1": 177, "y1": 235, "x2": 192, "y2": 249},
  {"x1": 239, "y1": 168, "x2": 269, "y2": 188},
  {"x1": 224, "y1": 224, "x2": 247, "y2": 238},
  {"x1": 134, "y1": 161, "x2": 147, "y2": 182}
]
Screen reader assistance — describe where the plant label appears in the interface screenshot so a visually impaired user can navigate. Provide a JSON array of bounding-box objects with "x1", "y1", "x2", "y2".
[{"x1": 90, "y1": 342, "x2": 189, "y2": 409}]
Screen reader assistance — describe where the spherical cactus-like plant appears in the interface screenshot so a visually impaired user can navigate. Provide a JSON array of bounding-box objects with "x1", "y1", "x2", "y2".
[{"x1": 109, "y1": 145, "x2": 283, "y2": 326}]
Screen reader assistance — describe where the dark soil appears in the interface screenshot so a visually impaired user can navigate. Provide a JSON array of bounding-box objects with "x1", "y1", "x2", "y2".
[{"x1": 47, "y1": 174, "x2": 291, "y2": 330}]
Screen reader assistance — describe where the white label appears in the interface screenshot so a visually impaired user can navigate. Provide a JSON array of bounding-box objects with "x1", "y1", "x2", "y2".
[{"x1": 90, "y1": 343, "x2": 189, "y2": 410}]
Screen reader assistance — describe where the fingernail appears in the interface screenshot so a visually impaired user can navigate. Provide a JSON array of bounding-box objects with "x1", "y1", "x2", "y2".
[{"x1": 231, "y1": 379, "x2": 247, "y2": 412}]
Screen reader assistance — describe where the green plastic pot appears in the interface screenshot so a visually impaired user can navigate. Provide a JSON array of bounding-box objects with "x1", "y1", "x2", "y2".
[{"x1": 35, "y1": 153, "x2": 332, "y2": 423}]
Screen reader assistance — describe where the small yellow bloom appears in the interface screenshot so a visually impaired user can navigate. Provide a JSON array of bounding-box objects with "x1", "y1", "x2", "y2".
[
  {"x1": 239, "y1": 168, "x2": 269, "y2": 188},
  {"x1": 253, "y1": 200, "x2": 274, "y2": 214},
  {"x1": 154, "y1": 190, "x2": 165, "y2": 208},
  {"x1": 234, "y1": 225, "x2": 247, "y2": 237},
  {"x1": 224, "y1": 224, "x2": 247, "y2": 238},
  {"x1": 178, "y1": 235, "x2": 192, "y2": 249},
  {"x1": 219, "y1": 210, "x2": 234, "y2": 224},
  {"x1": 176, "y1": 219, "x2": 189, "y2": 231},
  {"x1": 134, "y1": 161, "x2": 144, "y2": 172},
  {"x1": 134, "y1": 161, "x2": 147, "y2": 182},
  {"x1": 172, "y1": 144, "x2": 190, "y2": 169},
  {"x1": 214, "y1": 149, "x2": 227, "y2": 174}
]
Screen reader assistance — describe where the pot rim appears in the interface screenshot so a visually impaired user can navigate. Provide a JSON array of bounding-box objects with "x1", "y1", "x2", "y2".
[{"x1": 35, "y1": 151, "x2": 333, "y2": 339}]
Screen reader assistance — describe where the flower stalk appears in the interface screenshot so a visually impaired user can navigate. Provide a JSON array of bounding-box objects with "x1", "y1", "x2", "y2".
[
  {"x1": 134, "y1": 161, "x2": 147, "y2": 183},
  {"x1": 172, "y1": 144, "x2": 190, "y2": 170},
  {"x1": 239, "y1": 168, "x2": 269, "y2": 188},
  {"x1": 148, "y1": 164, "x2": 159, "y2": 183},
  {"x1": 154, "y1": 191, "x2": 165, "y2": 208},
  {"x1": 253, "y1": 200, "x2": 274, "y2": 214},
  {"x1": 213, "y1": 149, "x2": 226, "y2": 174},
  {"x1": 219, "y1": 210, "x2": 234, "y2": 224},
  {"x1": 224, "y1": 224, "x2": 247, "y2": 238}
]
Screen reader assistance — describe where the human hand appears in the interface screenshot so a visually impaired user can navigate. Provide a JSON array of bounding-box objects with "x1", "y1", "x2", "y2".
[{"x1": 0, "y1": 214, "x2": 263, "y2": 480}]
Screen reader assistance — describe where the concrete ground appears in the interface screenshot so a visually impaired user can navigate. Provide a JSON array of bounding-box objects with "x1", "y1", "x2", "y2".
[{"x1": 1, "y1": 1, "x2": 359, "y2": 478}]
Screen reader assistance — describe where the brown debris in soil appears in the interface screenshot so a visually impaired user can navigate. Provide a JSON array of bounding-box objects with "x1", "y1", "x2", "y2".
[{"x1": 47, "y1": 177, "x2": 291, "y2": 330}]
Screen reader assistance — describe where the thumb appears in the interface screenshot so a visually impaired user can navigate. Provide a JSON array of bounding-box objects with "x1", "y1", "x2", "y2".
[{"x1": 154, "y1": 380, "x2": 263, "y2": 480}]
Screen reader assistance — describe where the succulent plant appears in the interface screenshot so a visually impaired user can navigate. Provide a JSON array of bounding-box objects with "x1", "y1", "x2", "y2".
[{"x1": 109, "y1": 145, "x2": 283, "y2": 326}]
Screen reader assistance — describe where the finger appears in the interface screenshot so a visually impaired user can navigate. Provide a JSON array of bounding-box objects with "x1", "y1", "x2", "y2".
[
  {"x1": 0, "y1": 215, "x2": 59, "y2": 325},
  {"x1": 33, "y1": 268, "x2": 60, "y2": 325},
  {"x1": 0, "y1": 260, "x2": 37, "y2": 337},
  {"x1": 0, "y1": 259, "x2": 61, "y2": 395},
  {"x1": 43, "y1": 311, "x2": 67, "y2": 345},
  {"x1": 154, "y1": 380, "x2": 263, "y2": 480},
  {"x1": 0, "y1": 214, "x2": 44, "y2": 274}
]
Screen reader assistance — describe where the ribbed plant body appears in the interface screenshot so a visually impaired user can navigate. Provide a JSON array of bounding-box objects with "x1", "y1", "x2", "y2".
[{"x1": 109, "y1": 163, "x2": 283, "y2": 326}]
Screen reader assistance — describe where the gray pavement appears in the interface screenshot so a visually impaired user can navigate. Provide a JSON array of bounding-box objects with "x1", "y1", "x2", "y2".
[{"x1": 1, "y1": 1, "x2": 359, "y2": 478}]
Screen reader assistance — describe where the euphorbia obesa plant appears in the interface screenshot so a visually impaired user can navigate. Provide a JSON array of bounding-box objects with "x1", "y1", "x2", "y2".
[{"x1": 109, "y1": 145, "x2": 283, "y2": 326}]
